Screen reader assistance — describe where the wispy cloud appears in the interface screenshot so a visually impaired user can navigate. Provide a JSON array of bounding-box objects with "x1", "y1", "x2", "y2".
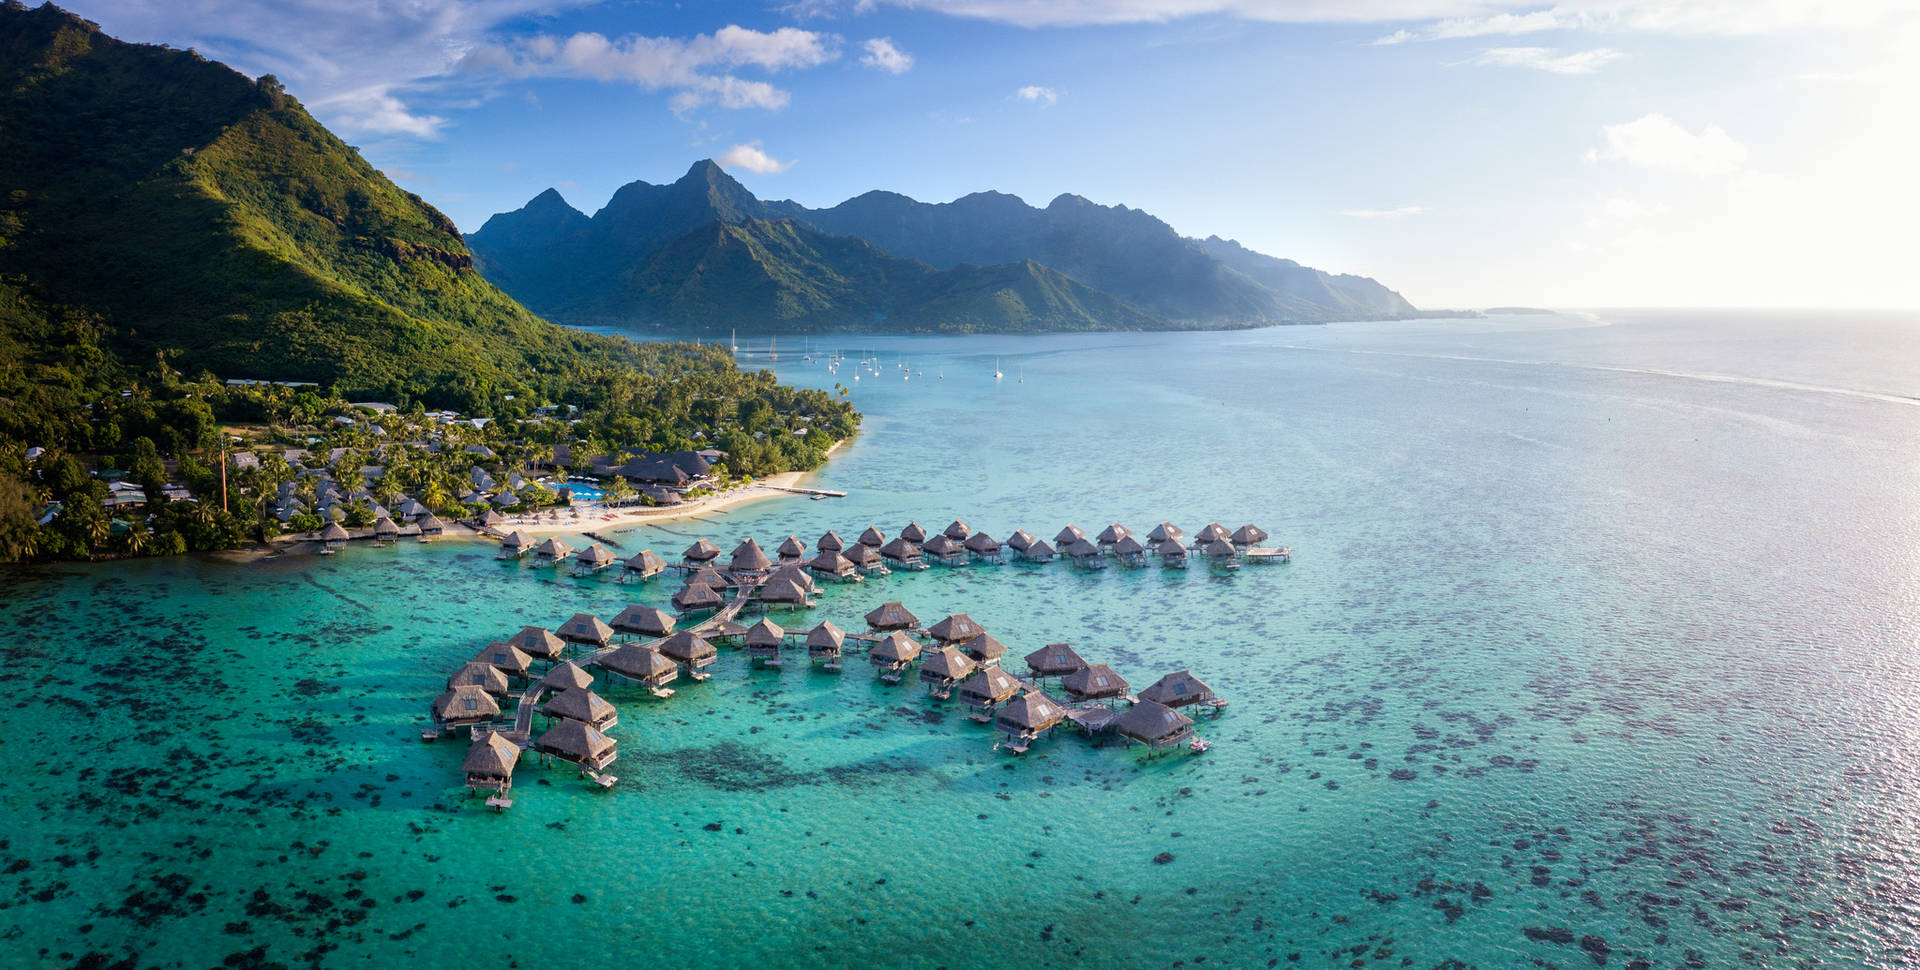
[
  {"x1": 1339, "y1": 205, "x2": 1428, "y2": 219},
  {"x1": 717, "y1": 141, "x2": 795, "y2": 174},
  {"x1": 1460, "y1": 46, "x2": 1625, "y2": 73},
  {"x1": 860, "y1": 37, "x2": 914, "y2": 73},
  {"x1": 1587, "y1": 114, "x2": 1747, "y2": 177},
  {"x1": 1014, "y1": 85, "x2": 1058, "y2": 105},
  {"x1": 1371, "y1": 11, "x2": 1563, "y2": 45},
  {"x1": 460, "y1": 26, "x2": 841, "y2": 114}
]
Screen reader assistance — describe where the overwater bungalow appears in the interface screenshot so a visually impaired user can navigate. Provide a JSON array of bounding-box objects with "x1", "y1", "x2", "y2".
[
  {"x1": 509, "y1": 626, "x2": 567, "y2": 663},
  {"x1": 900, "y1": 521, "x2": 929, "y2": 544},
  {"x1": 610, "y1": 604, "x2": 675, "y2": 640},
  {"x1": 880, "y1": 537, "x2": 926, "y2": 570},
  {"x1": 921, "y1": 534, "x2": 967, "y2": 566},
  {"x1": 1061, "y1": 663, "x2": 1130, "y2": 705},
  {"x1": 533, "y1": 718, "x2": 616, "y2": 772},
  {"x1": 499, "y1": 530, "x2": 534, "y2": 558},
  {"x1": 994, "y1": 690, "x2": 1069, "y2": 753},
  {"x1": 572, "y1": 544, "x2": 617, "y2": 576},
  {"x1": 857, "y1": 525, "x2": 887, "y2": 548},
  {"x1": 417, "y1": 513, "x2": 445, "y2": 538},
  {"x1": 473, "y1": 642, "x2": 534, "y2": 680},
  {"x1": 919, "y1": 646, "x2": 978, "y2": 699},
  {"x1": 845, "y1": 543, "x2": 888, "y2": 576},
  {"x1": 1147, "y1": 522, "x2": 1184, "y2": 546},
  {"x1": 373, "y1": 516, "x2": 399, "y2": 541},
  {"x1": 541, "y1": 687, "x2": 617, "y2": 731},
  {"x1": 959, "y1": 632, "x2": 1008, "y2": 667},
  {"x1": 462, "y1": 732, "x2": 521, "y2": 796},
  {"x1": 943, "y1": 519, "x2": 972, "y2": 541},
  {"x1": 868, "y1": 631, "x2": 923, "y2": 682},
  {"x1": 865, "y1": 601, "x2": 921, "y2": 631},
  {"x1": 535, "y1": 537, "x2": 575, "y2": 565},
  {"x1": 807, "y1": 549, "x2": 859, "y2": 582},
  {"x1": 1025, "y1": 642, "x2": 1088, "y2": 680},
  {"x1": 1195, "y1": 522, "x2": 1231, "y2": 545},
  {"x1": 1200, "y1": 539, "x2": 1239, "y2": 567},
  {"x1": 658, "y1": 630, "x2": 718, "y2": 680},
  {"x1": 1096, "y1": 523, "x2": 1131, "y2": 548},
  {"x1": 556, "y1": 613, "x2": 614, "y2": 650},
  {"x1": 817, "y1": 530, "x2": 846, "y2": 552},
  {"x1": 1110, "y1": 699, "x2": 1199, "y2": 751},
  {"x1": 430, "y1": 685, "x2": 500, "y2": 732},
  {"x1": 621, "y1": 549, "x2": 668, "y2": 581},
  {"x1": 730, "y1": 538, "x2": 773, "y2": 578},
  {"x1": 770, "y1": 563, "x2": 816, "y2": 593},
  {"x1": 1021, "y1": 538, "x2": 1058, "y2": 563},
  {"x1": 956, "y1": 665, "x2": 1021, "y2": 719},
  {"x1": 672, "y1": 582, "x2": 724, "y2": 613},
  {"x1": 1064, "y1": 537, "x2": 1107, "y2": 569},
  {"x1": 1138, "y1": 670, "x2": 1224, "y2": 712},
  {"x1": 592, "y1": 642, "x2": 680, "y2": 695},
  {"x1": 1006, "y1": 529, "x2": 1036, "y2": 553},
  {"x1": 759, "y1": 575, "x2": 812, "y2": 610},
  {"x1": 807, "y1": 620, "x2": 847, "y2": 669},
  {"x1": 448, "y1": 662, "x2": 511, "y2": 699},
  {"x1": 776, "y1": 535, "x2": 807, "y2": 562},
  {"x1": 1054, "y1": 524, "x2": 1086, "y2": 548},
  {"x1": 745, "y1": 618, "x2": 787, "y2": 667},
  {"x1": 542, "y1": 659, "x2": 595, "y2": 693},
  {"x1": 688, "y1": 566, "x2": 729, "y2": 590},
  {"x1": 683, "y1": 538, "x2": 722, "y2": 564},
  {"x1": 319, "y1": 521, "x2": 349, "y2": 552},
  {"x1": 927, "y1": 613, "x2": 986, "y2": 646},
  {"x1": 964, "y1": 531, "x2": 1003, "y2": 562},
  {"x1": 1160, "y1": 540, "x2": 1189, "y2": 568},
  {"x1": 1110, "y1": 534, "x2": 1149, "y2": 566},
  {"x1": 1230, "y1": 524, "x2": 1269, "y2": 547}
]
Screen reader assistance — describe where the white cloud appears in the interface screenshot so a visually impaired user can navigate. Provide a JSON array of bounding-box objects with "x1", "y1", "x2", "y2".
[
  {"x1": 717, "y1": 142, "x2": 795, "y2": 174},
  {"x1": 1339, "y1": 205, "x2": 1428, "y2": 218},
  {"x1": 861, "y1": 37, "x2": 914, "y2": 73},
  {"x1": 1014, "y1": 85, "x2": 1059, "y2": 105},
  {"x1": 1372, "y1": 10, "x2": 1564, "y2": 44},
  {"x1": 462, "y1": 25, "x2": 840, "y2": 114},
  {"x1": 1588, "y1": 114, "x2": 1748, "y2": 177},
  {"x1": 1461, "y1": 46, "x2": 1624, "y2": 73}
]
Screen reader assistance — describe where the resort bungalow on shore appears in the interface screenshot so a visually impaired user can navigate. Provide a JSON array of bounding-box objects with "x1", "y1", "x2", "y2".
[
  {"x1": 880, "y1": 537, "x2": 925, "y2": 570},
  {"x1": 572, "y1": 544, "x2": 617, "y2": 576},
  {"x1": 865, "y1": 601, "x2": 921, "y2": 632},
  {"x1": 541, "y1": 660, "x2": 595, "y2": 693},
  {"x1": 509, "y1": 626, "x2": 567, "y2": 663},
  {"x1": 1026, "y1": 642, "x2": 1089, "y2": 681},
  {"x1": 731, "y1": 538, "x2": 774, "y2": 579},
  {"x1": 610, "y1": 605, "x2": 675, "y2": 640},
  {"x1": 535, "y1": 537, "x2": 575, "y2": 566},
  {"x1": 1110, "y1": 534, "x2": 1149, "y2": 566},
  {"x1": 476, "y1": 509, "x2": 505, "y2": 531},
  {"x1": 745, "y1": 618, "x2": 787, "y2": 667},
  {"x1": 900, "y1": 521, "x2": 929, "y2": 544},
  {"x1": 683, "y1": 538, "x2": 722, "y2": 566},
  {"x1": 373, "y1": 516, "x2": 399, "y2": 542},
  {"x1": 474, "y1": 642, "x2": 534, "y2": 681},
  {"x1": 1061, "y1": 663, "x2": 1130, "y2": 706},
  {"x1": 1147, "y1": 522, "x2": 1184, "y2": 547},
  {"x1": 1096, "y1": 523, "x2": 1131, "y2": 548},
  {"x1": 807, "y1": 620, "x2": 847, "y2": 670},
  {"x1": 533, "y1": 718, "x2": 616, "y2": 773},
  {"x1": 658, "y1": 630, "x2": 718, "y2": 680},
  {"x1": 817, "y1": 530, "x2": 845, "y2": 553},
  {"x1": 994, "y1": 690, "x2": 1069, "y2": 754},
  {"x1": 1110, "y1": 699, "x2": 1200, "y2": 751},
  {"x1": 1160, "y1": 540, "x2": 1190, "y2": 568},
  {"x1": 673, "y1": 582, "x2": 724, "y2": 614},
  {"x1": 776, "y1": 535, "x2": 807, "y2": 563},
  {"x1": 1230, "y1": 524, "x2": 1269, "y2": 547},
  {"x1": 431, "y1": 685, "x2": 501, "y2": 733},
  {"x1": 592, "y1": 642, "x2": 680, "y2": 696},
  {"x1": 417, "y1": 513, "x2": 445, "y2": 539},
  {"x1": 857, "y1": 526, "x2": 887, "y2": 549},
  {"x1": 919, "y1": 646, "x2": 978, "y2": 699},
  {"x1": 869, "y1": 631, "x2": 923, "y2": 683},
  {"x1": 463, "y1": 732, "x2": 521, "y2": 797},
  {"x1": 1054, "y1": 525, "x2": 1086, "y2": 548},
  {"x1": 959, "y1": 632, "x2": 1008, "y2": 667},
  {"x1": 1139, "y1": 670, "x2": 1226, "y2": 713},
  {"x1": 1021, "y1": 538, "x2": 1058, "y2": 563},
  {"x1": 557, "y1": 613, "x2": 615, "y2": 650},
  {"x1": 807, "y1": 550, "x2": 859, "y2": 582},
  {"x1": 956, "y1": 665, "x2": 1021, "y2": 719},
  {"x1": 542, "y1": 687, "x2": 618, "y2": 731},
  {"x1": 621, "y1": 549, "x2": 668, "y2": 582},
  {"x1": 921, "y1": 534, "x2": 967, "y2": 566},
  {"x1": 319, "y1": 521, "x2": 349, "y2": 552},
  {"x1": 448, "y1": 662, "x2": 511, "y2": 699},
  {"x1": 1006, "y1": 529, "x2": 1036, "y2": 554},
  {"x1": 846, "y1": 543, "x2": 888, "y2": 576},
  {"x1": 964, "y1": 531, "x2": 1003, "y2": 563},
  {"x1": 1064, "y1": 537, "x2": 1107, "y2": 569},
  {"x1": 928, "y1": 613, "x2": 987, "y2": 647}
]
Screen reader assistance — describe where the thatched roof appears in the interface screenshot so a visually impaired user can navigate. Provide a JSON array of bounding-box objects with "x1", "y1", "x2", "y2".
[
  {"x1": 462, "y1": 732, "x2": 521, "y2": 778},
  {"x1": 1006, "y1": 529, "x2": 1036, "y2": 552},
  {"x1": 927, "y1": 613, "x2": 985, "y2": 643},
  {"x1": 730, "y1": 538, "x2": 772, "y2": 572},
  {"x1": 1111, "y1": 699, "x2": 1195, "y2": 744},
  {"x1": 806, "y1": 620, "x2": 846, "y2": 651},
  {"x1": 769, "y1": 563, "x2": 816, "y2": 592},
  {"x1": 557, "y1": 612, "x2": 613, "y2": 645},
  {"x1": 596, "y1": 643, "x2": 678, "y2": 682},
  {"x1": 578, "y1": 544, "x2": 617, "y2": 567},
  {"x1": 1025, "y1": 538, "x2": 1057, "y2": 558},
  {"x1": 857, "y1": 526, "x2": 887, "y2": 547},
  {"x1": 1096, "y1": 523, "x2": 1131, "y2": 544},
  {"x1": 475, "y1": 510, "x2": 503, "y2": 528},
  {"x1": 448, "y1": 662, "x2": 510, "y2": 696},
  {"x1": 745, "y1": 618, "x2": 786, "y2": 648},
  {"x1": 920, "y1": 646, "x2": 978, "y2": 683},
  {"x1": 996, "y1": 690, "x2": 1068, "y2": 732},
  {"x1": 900, "y1": 521, "x2": 928, "y2": 543},
  {"x1": 534, "y1": 718, "x2": 615, "y2": 763},
  {"x1": 957, "y1": 665, "x2": 1021, "y2": 703},
  {"x1": 473, "y1": 642, "x2": 533, "y2": 678},
  {"x1": 319, "y1": 522, "x2": 350, "y2": 540},
  {"x1": 542, "y1": 660, "x2": 595, "y2": 692},
  {"x1": 776, "y1": 535, "x2": 807, "y2": 558},
  {"x1": 418, "y1": 513, "x2": 446, "y2": 532},
  {"x1": 1111, "y1": 535, "x2": 1148, "y2": 556},
  {"x1": 535, "y1": 537, "x2": 574, "y2": 559},
  {"x1": 542, "y1": 687, "x2": 615, "y2": 725},
  {"x1": 509, "y1": 626, "x2": 565, "y2": 660},
  {"x1": 673, "y1": 582, "x2": 723, "y2": 611},
  {"x1": 959, "y1": 632, "x2": 1008, "y2": 663},
  {"x1": 943, "y1": 519, "x2": 971, "y2": 540},
  {"x1": 1160, "y1": 541, "x2": 1189, "y2": 560},
  {"x1": 1195, "y1": 522, "x2": 1231, "y2": 543},
  {"x1": 879, "y1": 537, "x2": 921, "y2": 562},
  {"x1": 610, "y1": 605, "x2": 675, "y2": 637},
  {"x1": 817, "y1": 530, "x2": 845, "y2": 551},
  {"x1": 1231, "y1": 524, "x2": 1269, "y2": 545},
  {"x1": 688, "y1": 566, "x2": 727, "y2": 589},
  {"x1": 1201, "y1": 539, "x2": 1237, "y2": 559},
  {"x1": 963, "y1": 531, "x2": 1001, "y2": 553},
  {"x1": 657, "y1": 630, "x2": 717, "y2": 663},
  {"x1": 865, "y1": 601, "x2": 920, "y2": 630},
  {"x1": 1139, "y1": 670, "x2": 1215, "y2": 707},
  {"x1": 922, "y1": 534, "x2": 964, "y2": 556},
  {"x1": 1025, "y1": 642, "x2": 1088, "y2": 677},
  {"x1": 809, "y1": 550, "x2": 855, "y2": 574},
  {"x1": 501, "y1": 529, "x2": 533, "y2": 550},
  {"x1": 373, "y1": 516, "x2": 399, "y2": 535},
  {"x1": 431, "y1": 685, "x2": 500, "y2": 721},
  {"x1": 1064, "y1": 537, "x2": 1102, "y2": 558},
  {"x1": 1054, "y1": 524, "x2": 1084, "y2": 545},
  {"x1": 683, "y1": 538, "x2": 722, "y2": 561},
  {"x1": 624, "y1": 549, "x2": 667, "y2": 573},
  {"x1": 760, "y1": 576, "x2": 808, "y2": 604},
  {"x1": 845, "y1": 544, "x2": 882, "y2": 567},
  {"x1": 1147, "y1": 521, "x2": 1184, "y2": 543},
  {"x1": 869, "y1": 631, "x2": 922, "y2": 664},
  {"x1": 1061, "y1": 663, "x2": 1129, "y2": 700}
]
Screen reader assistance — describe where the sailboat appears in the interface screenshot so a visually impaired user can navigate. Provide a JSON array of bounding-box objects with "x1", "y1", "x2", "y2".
[
  {"x1": 769, "y1": 336, "x2": 779, "y2": 362},
  {"x1": 729, "y1": 328, "x2": 739, "y2": 353},
  {"x1": 1019, "y1": 366, "x2": 1024, "y2": 384},
  {"x1": 802, "y1": 336, "x2": 813, "y2": 362},
  {"x1": 994, "y1": 357, "x2": 1003, "y2": 380}
]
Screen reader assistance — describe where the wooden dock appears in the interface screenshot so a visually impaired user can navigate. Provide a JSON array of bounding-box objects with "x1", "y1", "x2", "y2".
[{"x1": 765, "y1": 485, "x2": 847, "y2": 498}]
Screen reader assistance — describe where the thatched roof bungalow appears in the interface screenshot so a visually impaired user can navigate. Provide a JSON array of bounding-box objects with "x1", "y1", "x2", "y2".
[
  {"x1": 473, "y1": 642, "x2": 534, "y2": 680},
  {"x1": 758, "y1": 576, "x2": 811, "y2": 609},
  {"x1": 1021, "y1": 538, "x2": 1057, "y2": 563},
  {"x1": 1195, "y1": 522, "x2": 1231, "y2": 544},
  {"x1": 879, "y1": 537, "x2": 924, "y2": 568},
  {"x1": 535, "y1": 537, "x2": 575, "y2": 564},
  {"x1": 556, "y1": 612, "x2": 614, "y2": 648},
  {"x1": 1110, "y1": 699, "x2": 1197, "y2": 749},
  {"x1": 509, "y1": 626, "x2": 566, "y2": 662},
  {"x1": 776, "y1": 535, "x2": 807, "y2": 561},
  {"x1": 533, "y1": 718, "x2": 616, "y2": 771},
  {"x1": 1005, "y1": 529, "x2": 1036, "y2": 553},
  {"x1": 730, "y1": 538, "x2": 773, "y2": 576},
  {"x1": 994, "y1": 690, "x2": 1069, "y2": 750},
  {"x1": 463, "y1": 732, "x2": 521, "y2": 793},
  {"x1": 417, "y1": 513, "x2": 445, "y2": 536},
  {"x1": 806, "y1": 620, "x2": 846, "y2": 667},
  {"x1": 1230, "y1": 524, "x2": 1269, "y2": 546},
  {"x1": 745, "y1": 618, "x2": 787, "y2": 666},
  {"x1": 1025, "y1": 642, "x2": 1088, "y2": 679},
  {"x1": 622, "y1": 549, "x2": 667, "y2": 579},
  {"x1": 900, "y1": 521, "x2": 929, "y2": 544},
  {"x1": 817, "y1": 530, "x2": 845, "y2": 552},
  {"x1": 687, "y1": 566, "x2": 728, "y2": 590},
  {"x1": 542, "y1": 659, "x2": 595, "y2": 692},
  {"x1": 448, "y1": 662, "x2": 511, "y2": 698},
  {"x1": 1096, "y1": 523, "x2": 1131, "y2": 546},
  {"x1": 683, "y1": 538, "x2": 722, "y2": 563},
  {"x1": 868, "y1": 631, "x2": 922, "y2": 681},
  {"x1": 1201, "y1": 539, "x2": 1238, "y2": 562},
  {"x1": 373, "y1": 516, "x2": 399, "y2": 539},
  {"x1": 657, "y1": 630, "x2": 718, "y2": 678},
  {"x1": 1161, "y1": 541, "x2": 1190, "y2": 567},
  {"x1": 499, "y1": 529, "x2": 533, "y2": 558},
  {"x1": 1110, "y1": 534, "x2": 1149, "y2": 565},
  {"x1": 1061, "y1": 663, "x2": 1129, "y2": 704},
  {"x1": 845, "y1": 543, "x2": 887, "y2": 575},
  {"x1": 672, "y1": 582, "x2": 723, "y2": 613},
  {"x1": 857, "y1": 525, "x2": 887, "y2": 548},
  {"x1": 1138, "y1": 670, "x2": 1218, "y2": 710},
  {"x1": 927, "y1": 613, "x2": 986, "y2": 646},
  {"x1": 475, "y1": 509, "x2": 505, "y2": 530},
  {"x1": 573, "y1": 544, "x2": 617, "y2": 574},
  {"x1": 921, "y1": 534, "x2": 967, "y2": 566},
  {"x1": 963, "y1": 531, "x2": 1002, "y2": 560},
  {"x1": 959, "y1": 632, "x2": 1008, "y2": 666},
  {"x1": 320, "y1": 522, "x2": 350, "y2": 548},
  {"x1": 1147, "y1": 522, "x2": 1184, "y2": 545},
  {"x1": 943, "y1": 519, "x2": 971, "y2": 540},
  {"x1": 865, "y1": 601, "x2": 920, "y2": 631},
  {"x1": 610, "y1": 605, "x2": 675, "y2": 639},
  {"x1": 1064, "y1": 537, "x2": 1106, "y2": 567},
  {"x1": 919, "y1": 646, "x2": 978, "y2": 698},
  {"x1": 593, "y1": 643, "x2": 679, "y2": 689},
  {"x1": 769, "y1": 563, "x2": 817, "y2": 593},
  {"x1": 956, "y1": 665, "x2": 1021, "y2": 715},
  {"x1": 808, "y1": 550, "x2": 858, "y2": 581},
  {"x1": 431, "y1": 685, "x2": 500, "y2": 729},
  {"x1": 542, "y1": 687, "x2": 617, "y2": 731}
]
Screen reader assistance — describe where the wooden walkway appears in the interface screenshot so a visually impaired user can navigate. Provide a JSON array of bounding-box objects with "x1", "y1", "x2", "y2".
[{"x1": 764, "y1": 485, "x2": 847, "y2": 498}]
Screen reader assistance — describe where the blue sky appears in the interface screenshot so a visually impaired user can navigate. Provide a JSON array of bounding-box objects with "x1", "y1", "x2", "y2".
[{"x1": 66, "y1": 1, "x2": 1920, "y2": 308}]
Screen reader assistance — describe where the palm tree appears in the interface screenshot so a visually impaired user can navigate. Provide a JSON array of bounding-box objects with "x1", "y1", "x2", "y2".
[
  {"x1": 84, "y1": 515, "x2": 110, "y2": 555},
  {"x1": 123, "y1": 520, "x2": 152, "y2": 557}
]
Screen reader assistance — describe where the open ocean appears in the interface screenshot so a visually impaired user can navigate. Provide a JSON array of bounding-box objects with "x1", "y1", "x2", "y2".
[{"x1": 4, "y1": 309, "x2": 1918, "y2": 969}]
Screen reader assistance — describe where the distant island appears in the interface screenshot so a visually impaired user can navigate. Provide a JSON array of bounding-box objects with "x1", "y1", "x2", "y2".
[
  {"x1": 1483, "y1": 307, "x2": 1561, "y2": 315},
  {"x1": 467, "y1": 162, "x2": 1433, "y2": 335}
]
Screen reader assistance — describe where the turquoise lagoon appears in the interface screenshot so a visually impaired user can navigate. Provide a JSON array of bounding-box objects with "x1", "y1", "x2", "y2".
[{"x1": 4, "y1": 311, "x2": 1919, "y2": 968}]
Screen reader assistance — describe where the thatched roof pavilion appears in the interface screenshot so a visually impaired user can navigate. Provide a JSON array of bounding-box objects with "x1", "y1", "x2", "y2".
[
  {"x1": 463, "y1": 732, "x2": 521, "y2": 793},
  {"x1": 1061, "y1": 663, "x2": 1130, "y2": 703},
  {"x1": 1138, "y1": 670, "x2": 1217, "y2": 709},
  {"x1": 808, "y1": 550, "x2": 857, "y2": 580},
  {"x1": 817, "y1": 530, "x2": 845, "y2": 552},
  {"x1": 927, "y1": 613, "x2": 986, "y2": 645},
  {"x1": 730, "y1": 538, "x2": 773, "y2": 574},
  {"x1": 959, "y1": 632, "x2": 1008, "y2": 666},
  {"x1": 943, "y1": 519, "x2": 971, "y2": 540},
  {"x1": 535, "y1": 537, "x2": 575, "y2": 562},
  {"x1": 956, "y1": 665, "x2": 1021, "y2": 713},
  {"x1": 542, "y1": 659, "x2": 595, "y2": 692},
  {"x1": 623, "y1": 549, "x2": 667, "y2": 578},
  {"x1": 474, "y1": 642, "x2": 534, "y2": 680},
  {"x1": 745, "y1": 618, "x2": 787, "y2": 665},
  {"x1": 509, "y1": 626, "x2": 566, "y2": 662},
  {"x1": 672, "y1": 582, "x2": 723, "y2": 613},
  {"x1": 1110, "y1": 699, "x2": 1197, "y2": 749},
  {"x1": 995, "y1": 690, "x2": 1068, "y2": 744},
  {"x1": 534, "y1": 718, "x2": 616, "y2": 771},
  {"x1": 417, "y1": 513, "x2": 445, "y2": 536},
  {"x1": 556, "y1": 612, "x2": 614, "y2": 648},
  {"x1": 431, "y1": 685, "x2": 500, "y2": 729},
  {"x1": 759, "y1": 576, "x2": 810, "y2": 607},
  {"x1": 1096, "y1": 523, "x2": 1131, "y2": 545},
  {"x1": 1025, "y1": 642, "x2": 1088, "y2": 679},
  {"x1": 610, "y1": 604, "x2": 676, "y2": 638},
  {"x1": 1230, "y1": 524, "x2": 1269, "y2": 546},
  {"x1": 1195, "y1": 522, "x2": 1231, "y2": 544},
  {"x1": 373, "y1": 516, "x2": 399, "y2": 538},
  {"x1": 1006, "y1": 529, "x2": 1036, "y2": 552},
  {"x1": 448, "y1": 662, "x2": 511, "y2": 698},
  {"x1": 1022, "y1": 538, "x2": 1057, "y2": 562},
  {"x1": 1111, "y1": 534, "x2": 1149, "y2": 564},
  {"x1": 683, "y1": 538, "x2": 722, "y2": 563},
  {"x1": 776, "y1": 535, "x2": 807, "y2": 560},
  {"x1": 919, "y1": 646, "x2": 978, "y2": 697},
  {"x1": 879, "y1": 537, "x2": 923, "y2": 565},
  {"x1": 964, "y1": 531, "x2": 1002, "y2": 557},
  {"x1": 542, "y1": 687, "x2": 617, "y2": 730},
  {"x1": 1054, "y1": 524, "x2": 1085, "y2": 546},
  {"x1": 1147, "y1": 522, "x2": 1184, "y2": 544},
  {"x1": 900, "y1": 521, "x2": 929, "y2": 543},
  {"x1": 868, "y1": 631, "x2": 922, "y2": 679},
  {"x1": 658, "y1": 630, "x2": 718, "y2": 675},
  {"x1": 921, "y1": 534, "x2": 966, "y2": 565},
  {"x1": 806, "y1": 620, "x2": 846, "y2": 665},
  {"x1": 575, "y1": 544, "x2": 617, "y2": 572},
  {"x1": 857, "y1": 526, "x2": 887, "y2": 548},
  {"x1": 594, "y1": 643, "x2": 679, "y2": 688},
  {"x1": 865, "y1": 601, "x2": 920, "y2": 631}
]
